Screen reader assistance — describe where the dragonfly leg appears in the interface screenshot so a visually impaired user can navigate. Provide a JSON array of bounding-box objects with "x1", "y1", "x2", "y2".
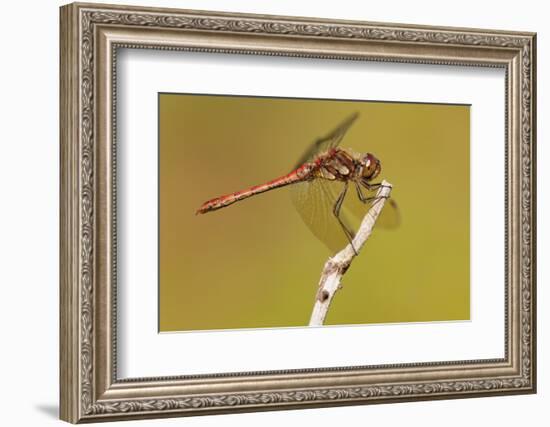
[
  {"x1": 363, "y1": 180, "x2": 392, "y2": 192},
  {"x1": 333, "y1": 181, "x2": 358, "y2": 255},
  {"x1": 356, "y1": 181, "x2": 389, "y2": 204},
  {"x1": 355, "y1": 182, "x2": 369, "y2": 203},
  {"x1": 357, "y1": 181, "x2": 401, "y2": 229}
]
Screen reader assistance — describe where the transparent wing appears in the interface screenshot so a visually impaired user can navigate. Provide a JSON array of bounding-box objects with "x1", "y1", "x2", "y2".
[
  {"x1": 293, "y1": 112, "x2": 359, "y2": 168},
  {"x1": 290, "y1": 178, "x2": 357, "y2": 253}
]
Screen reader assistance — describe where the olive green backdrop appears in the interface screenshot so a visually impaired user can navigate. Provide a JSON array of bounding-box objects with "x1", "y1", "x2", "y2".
[{"x1": 159, "y1": 93, "x2": 470, "y2": 332}]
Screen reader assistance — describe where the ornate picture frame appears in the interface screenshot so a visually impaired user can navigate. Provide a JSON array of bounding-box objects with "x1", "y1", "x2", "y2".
[{"x1": 60, "y1": 2, "x2": 536, "y2": 423}]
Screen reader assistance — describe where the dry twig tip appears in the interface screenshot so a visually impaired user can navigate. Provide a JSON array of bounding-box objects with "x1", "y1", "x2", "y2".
[{"x1": 309, "y1": 180, "x2": 392, "y2": 326}]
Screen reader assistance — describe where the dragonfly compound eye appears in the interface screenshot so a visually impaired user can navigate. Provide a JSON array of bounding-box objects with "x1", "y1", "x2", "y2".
[{"x1": 362, "y1": 153, "x2": 381, "y2": 180}]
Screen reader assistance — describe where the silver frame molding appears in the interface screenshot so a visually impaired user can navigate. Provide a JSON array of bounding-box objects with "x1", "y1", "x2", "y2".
[{"x1": 60, "y1": 2, "x2": 537, "y2": 423}]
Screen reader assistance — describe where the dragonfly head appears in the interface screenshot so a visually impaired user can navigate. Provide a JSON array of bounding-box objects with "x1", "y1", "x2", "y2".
[{"x1": 361, "y1": 153, "x2": 381, "y2": 181}]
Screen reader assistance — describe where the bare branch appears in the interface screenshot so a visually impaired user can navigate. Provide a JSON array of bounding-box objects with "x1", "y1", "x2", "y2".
[{"x1": 309, "y1": 180, "x2": 393, "y2": 327}]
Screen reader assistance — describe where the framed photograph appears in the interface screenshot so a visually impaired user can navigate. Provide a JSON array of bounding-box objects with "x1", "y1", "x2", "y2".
[{"x1": 60, "y1": 2, "x2": 536, "y2": 423}]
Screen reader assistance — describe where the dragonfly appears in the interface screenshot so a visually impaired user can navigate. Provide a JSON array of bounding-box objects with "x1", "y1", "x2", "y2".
[{"x1": 196, "y1": 113, "x2": 399, "y2": 253}]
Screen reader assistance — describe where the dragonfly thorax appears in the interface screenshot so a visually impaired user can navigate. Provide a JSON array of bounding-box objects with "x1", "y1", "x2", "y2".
[{"x1": 316, "y1": 148, "x2": 381, "y2": 184}]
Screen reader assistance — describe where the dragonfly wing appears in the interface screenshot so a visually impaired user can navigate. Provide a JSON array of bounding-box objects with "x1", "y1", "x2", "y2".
[
  {"x1": 378, "y1": 198, "x2": 401, "y2": 229},
  {"x1": 290, "y1": 178, "x2": 356, "y2": 253},
  {"x1": 293, "y1": 112, "x2": 359, "y2": 168}
]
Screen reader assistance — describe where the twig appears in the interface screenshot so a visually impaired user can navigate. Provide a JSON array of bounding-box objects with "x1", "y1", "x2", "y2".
[{"x1": 308, "y1": 180, "x2": 393, "y2": 327}]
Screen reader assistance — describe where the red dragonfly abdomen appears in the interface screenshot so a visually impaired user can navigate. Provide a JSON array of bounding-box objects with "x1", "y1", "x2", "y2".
[{"x1": 196, "y1": 163, "x2": 316, "y2": 215}]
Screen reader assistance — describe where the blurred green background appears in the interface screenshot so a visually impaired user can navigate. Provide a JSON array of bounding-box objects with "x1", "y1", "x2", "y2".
[{"x1": 159, "y1": 93, "x2": 470, "y2": 332}]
